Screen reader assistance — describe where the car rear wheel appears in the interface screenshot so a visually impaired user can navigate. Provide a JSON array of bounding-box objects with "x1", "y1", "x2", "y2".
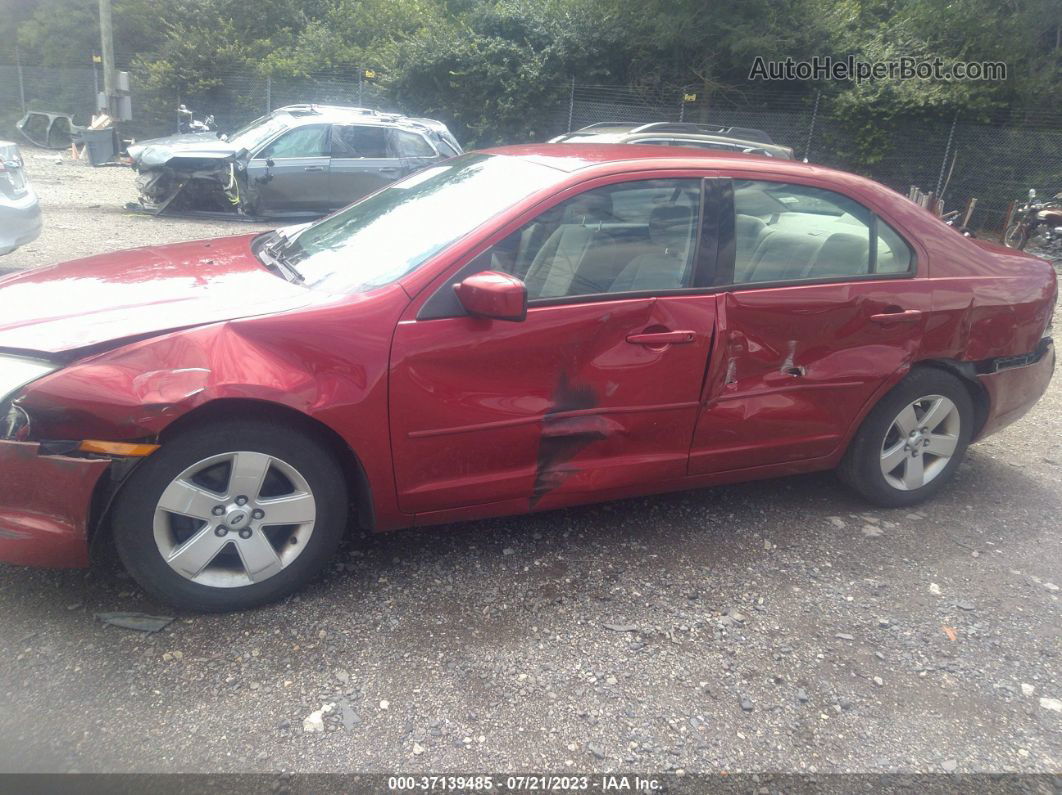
[
  {"x1": 839, "y1": 368, "x2": 974, "y2": 507},
  {"x1": 112, "y1": 419, "x2": 348, "y2": 612}
]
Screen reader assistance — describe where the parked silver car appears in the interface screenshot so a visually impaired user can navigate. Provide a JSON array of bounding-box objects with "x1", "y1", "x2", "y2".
[
  {"x1": 551, "y1": 122, "x2": 795, "y2": 159},
  {"x1": 0, "y1": 141, "x2": 43, "y2": 256},
  {"x1": 126, "y1": 104, "x2": 462, "y2": 219}
]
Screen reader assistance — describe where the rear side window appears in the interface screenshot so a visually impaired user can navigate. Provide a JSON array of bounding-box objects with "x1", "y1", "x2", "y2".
[
  {"x1": 331, "y1": 125, "x2": 390, "y2": 158},
  {"x1": 730, "y1": 180, "x2": 912, "y2": 284},
  {"x1": 392, "y1": 130, "x2": 436, "y2": 158}
]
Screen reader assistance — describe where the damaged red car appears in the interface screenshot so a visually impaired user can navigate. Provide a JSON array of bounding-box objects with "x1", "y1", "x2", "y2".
[{"x1": 0, "y1": 145, "x2": 1055, "y2": 611}]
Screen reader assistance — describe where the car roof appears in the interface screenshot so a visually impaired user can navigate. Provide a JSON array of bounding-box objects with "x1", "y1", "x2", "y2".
[{"x1": 272, "y1": 104, "x2": 445, "y2": 134}]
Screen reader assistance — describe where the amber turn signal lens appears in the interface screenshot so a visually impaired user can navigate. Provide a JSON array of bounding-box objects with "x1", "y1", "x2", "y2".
[{"x1": 78, "y1": 440, "x2": 160, "y2": 457}]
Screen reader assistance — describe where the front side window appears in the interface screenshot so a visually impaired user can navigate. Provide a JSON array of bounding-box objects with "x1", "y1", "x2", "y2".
[
  {"x1": 259, "y1": 124, "x2": 330, "y2": 159},
  {"x1": 275, "y1": 153, "x2": 561, "y2": 291},
  {"x1": 481, "y1": 179, "x2": 703, "y2": 300},
  {"x1": 731, "y1": 180, "x2": 912, "y2": 284}
]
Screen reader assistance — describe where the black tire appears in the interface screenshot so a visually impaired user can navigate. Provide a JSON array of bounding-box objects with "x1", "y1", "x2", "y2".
[
  {"x1": 838, "y1": 368, "x2": 974, "y2": 508},
  {"x1": 112, "y1": 418, "x2": 348, "y2": 612}
]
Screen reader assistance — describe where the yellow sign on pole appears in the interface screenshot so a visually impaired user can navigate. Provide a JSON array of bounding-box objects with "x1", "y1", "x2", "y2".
[
  {"x1": 683, "y1": 93, "x2": 697, "y2": 103},
  {"x1": 363, "y1": 69, "x2": 376, "y2": 79},
  {"x1": 92, "y1": 54, "x2": 103, "y2": 64}
]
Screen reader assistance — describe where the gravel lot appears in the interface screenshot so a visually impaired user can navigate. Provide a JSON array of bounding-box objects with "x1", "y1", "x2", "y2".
[{"x1": 0, "y1": 149, "x2": 1060, "y2": 776}]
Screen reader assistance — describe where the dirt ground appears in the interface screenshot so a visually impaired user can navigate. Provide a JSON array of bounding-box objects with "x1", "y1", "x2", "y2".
[{"x1": 0, "y1": 148, "x2": 1060, "y2": 776}]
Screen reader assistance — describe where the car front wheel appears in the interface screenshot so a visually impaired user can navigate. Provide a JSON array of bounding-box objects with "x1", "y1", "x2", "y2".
[
  {"x1": 112, "y1": 418, "x2": 348, "y2": 612},
  {"x1": 839, "y1": 368, "x2": 974, "y2": 507}
]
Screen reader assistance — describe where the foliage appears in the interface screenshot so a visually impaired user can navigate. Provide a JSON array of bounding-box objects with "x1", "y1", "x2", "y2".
[{"x1": 3, "y1": 0, "x2": 1060, "y2": 150}]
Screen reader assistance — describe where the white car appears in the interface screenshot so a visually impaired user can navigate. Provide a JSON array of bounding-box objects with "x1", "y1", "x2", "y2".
[{"x1": 0, "y1": 141, "x2": 42, "y2": 256}]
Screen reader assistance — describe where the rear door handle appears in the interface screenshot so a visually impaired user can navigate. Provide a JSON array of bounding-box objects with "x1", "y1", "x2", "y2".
[
  {"x1": 304, "y1": 165, "x2": 326, "y2": 172},
  {"x1": 626, "y1": 330, "x2": 697, "y2": 345},
  {"x1": 870, "y1": 309, "x2": 922, "y2": 324}
]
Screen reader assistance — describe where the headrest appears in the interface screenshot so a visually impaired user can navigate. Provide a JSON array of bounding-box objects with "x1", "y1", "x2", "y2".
[
  {"x1": 649, "y1": 204, "x2": 694, "y2": 249},
  {"x1": 564, "y1": 191, "x2": 614, "y2": 224}
]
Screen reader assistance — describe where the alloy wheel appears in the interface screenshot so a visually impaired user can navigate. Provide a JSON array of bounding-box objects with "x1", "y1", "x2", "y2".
[
  {"x1": 152, "y1": 451, "x2": 317, "y2": 588},
  {"x1": 879, "y1": 394, "x2": 961, "y2": 491}
]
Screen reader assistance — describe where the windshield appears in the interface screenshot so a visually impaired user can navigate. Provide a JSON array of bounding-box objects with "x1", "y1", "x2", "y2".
[
  {"x1": 229, "y1": 115, "x2": 292, "y2": 151},
  {"x1": 279, "y1": 153, "x2": 561, "y2": 291}
]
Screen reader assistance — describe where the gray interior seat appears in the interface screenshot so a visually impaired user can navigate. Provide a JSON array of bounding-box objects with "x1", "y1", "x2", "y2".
[
  {"x1": 744, "y1": 230, "x2": 821, "y2": 283},
  {"x1": 609, "y1": 205, "x2": 694, "y2": 292},
  {"x1": 522, "y1": 192, "x2": 617, "y2": 298},
  {"x1": 734, "y1": 213, "x2": 768, "y2": 281},
  {"x1": 806, "y1": 231, "x2": 869, "y2": 278}
]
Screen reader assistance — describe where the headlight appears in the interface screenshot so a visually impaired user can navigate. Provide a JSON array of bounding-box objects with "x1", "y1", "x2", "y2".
[{"x1": 0, "y1": 355, "x2": 58, "y2": 404}]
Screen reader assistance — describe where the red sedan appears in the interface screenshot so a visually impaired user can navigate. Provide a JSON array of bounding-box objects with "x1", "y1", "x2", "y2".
[{"x1": 0, "y1": 145, "x2": 1055, "y2": 611}]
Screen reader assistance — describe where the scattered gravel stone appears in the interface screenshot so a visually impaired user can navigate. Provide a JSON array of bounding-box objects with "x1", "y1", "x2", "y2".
[
  {"x1": 740, "y1": 697, "x2": 754, "y2": 712},
  {"x1": 587, "y1": 743, "x2": 606, "y2": 760},
  {"x1": 1021, "y1": 684, "x2": 1035, "y2": 696},
  {"x1": 1044, "y1": 582, "x2": 1059, "y2": 592},
  {"x1": 302, "y1": 703, "x2": 334, "y2": 733},
  {"x1": 796, "y1": 688, "x2": 809, "y2": 703},
  {"x1": 929, "y1": 583, "x2": 942, "y2": 596},
  {"x1": 1040, "y1": 697, "x2": 1062, "y2": 713},
  {"x1": 956, "y1": 601, "x2": 975, "y2": 611},
  {"x1": 835, "y1": 633, "x2": 855, "y2": 641},
  {"x1": 941, "y1": 759, "x2": 958, "y2": 772}
]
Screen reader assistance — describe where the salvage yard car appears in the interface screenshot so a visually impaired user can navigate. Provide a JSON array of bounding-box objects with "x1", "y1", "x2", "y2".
[
  {"x1": 551, "y1": 122, "x2": 795, "y2": 158},
  {"x1": 126, "y1": 104, "x2": 462, "y2": 218},
  {"x1": 0, "y1": 144, "x2": 1055, "y2": 611},
  {"x1": 0, "y1": 140, "x2": 43, "y2": 256}
]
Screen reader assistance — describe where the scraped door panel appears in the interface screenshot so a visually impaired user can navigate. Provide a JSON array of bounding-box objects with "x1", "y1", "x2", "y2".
[
  {"x1": 390, "y1": 296, "x2": 717, "y2": 514},
  {"x1": 689, "y1": 281, "x2": 928, "y2": 474}
]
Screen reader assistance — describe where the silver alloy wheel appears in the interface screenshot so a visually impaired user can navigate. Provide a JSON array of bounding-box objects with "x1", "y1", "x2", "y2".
[
  {"x1": 879, "y1": 394, "x2": 961, "y2": 491},
  {"x1": 152, "y1": 451, "x2": 317, "y2": 588}
]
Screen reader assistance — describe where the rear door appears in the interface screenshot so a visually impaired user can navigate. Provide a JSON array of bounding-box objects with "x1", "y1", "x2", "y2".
[
  {"x1": 328, "y1": 124, "x2": 404, "y2": 208},
  {"x1": 245, "y1": 124, "x2": 331, "y2": 213},
  {"x1": 689, "y1": 177, "x2": 927, "y2": 474}
]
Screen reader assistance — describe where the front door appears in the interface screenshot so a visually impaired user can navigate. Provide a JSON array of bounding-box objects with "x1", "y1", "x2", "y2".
[
  {"x1": 246, "y1": 123, "x2": 332, "y2": 214},
  {"x1": 389, "y1": 176, "x2": 720, "y2": 515},
  {"x1": 689, "y1": 177, "x2": 927, "y2": 474}
]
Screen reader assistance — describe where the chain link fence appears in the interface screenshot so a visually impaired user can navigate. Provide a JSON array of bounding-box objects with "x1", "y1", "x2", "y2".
[{"x1": 2, "y1": 62, "x2": 1060, "y2": 235}]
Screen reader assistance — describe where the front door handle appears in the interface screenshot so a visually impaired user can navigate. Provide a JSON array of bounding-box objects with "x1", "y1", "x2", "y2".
[
  {"x1": 870, "y1": 309, "x2": 922, "y2": 324},
  {"x1": 304, "y1": 165, "x2": 326, "y2": 172},
  {"x1": 626, "y1": 330, "x2": 697, "y2": 345}
]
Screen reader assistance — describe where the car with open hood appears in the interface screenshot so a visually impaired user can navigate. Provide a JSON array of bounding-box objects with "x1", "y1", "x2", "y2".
[
  {"x1": 126, "y1": 104, "x2": 462, "y2": 219},
  {"x1": 0, "y1": 144, "x2": 1054, "y2": 611}
]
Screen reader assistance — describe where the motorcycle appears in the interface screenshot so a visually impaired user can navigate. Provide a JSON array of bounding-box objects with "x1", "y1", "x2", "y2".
[
  {"x1": 176, "y1": 104, "x2": 217, "y2": 134},
  {"x1": 1004, "y1": 189, "x2": 1062, "y2": 250}
]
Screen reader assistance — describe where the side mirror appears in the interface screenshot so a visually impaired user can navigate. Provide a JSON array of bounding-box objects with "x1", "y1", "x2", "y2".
[
  {"x1": 265, "y1": 158, "x2": 275, "y2": 168},
  {"x1": 454, "y1": 271, "x2": 527, "y2": 322}
]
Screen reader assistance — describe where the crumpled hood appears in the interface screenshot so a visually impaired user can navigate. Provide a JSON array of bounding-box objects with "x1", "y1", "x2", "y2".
[
  {"x1": 127, "y1": 132, "x2": 239, "y2": 169},
  {"x1": 0, "y1": 234, "x2": 312, "y2": 357}
]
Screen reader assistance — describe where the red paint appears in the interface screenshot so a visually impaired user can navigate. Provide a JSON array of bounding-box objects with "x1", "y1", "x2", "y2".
[
  {"x1": 453, "y1": 270, "x2": 528, "y2": 322},
  {"x1": 0, "y1": 441, "x2": 109, "y2": 567},
  {"x1": 0, "y1": 144, "x2": 1055, "y2": 568}
]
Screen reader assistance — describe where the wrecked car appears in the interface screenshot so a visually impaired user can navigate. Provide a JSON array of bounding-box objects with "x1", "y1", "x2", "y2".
[
  {"x1": 0, "y1": 144, "x2": 1055, "y2": 611},
  {"x1": 126, "y1": 104, "x2": 463, "y2": 219},
  {"x1": 16, "y1": 111, "x2": 82, "y2": 150}
]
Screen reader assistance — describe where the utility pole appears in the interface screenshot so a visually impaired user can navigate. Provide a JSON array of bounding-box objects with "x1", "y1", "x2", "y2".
[{"x1": 98, "y1": 0, "x2": 117, "y2": 115}]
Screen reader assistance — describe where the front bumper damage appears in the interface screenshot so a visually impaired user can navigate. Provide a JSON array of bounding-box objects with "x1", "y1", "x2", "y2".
[
  {"x1": 129, "y1": 156, "x2": 254, "y2": 218},
  {"x1": 0, "y1": 440, "x2": 110, "y2": 567}
]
